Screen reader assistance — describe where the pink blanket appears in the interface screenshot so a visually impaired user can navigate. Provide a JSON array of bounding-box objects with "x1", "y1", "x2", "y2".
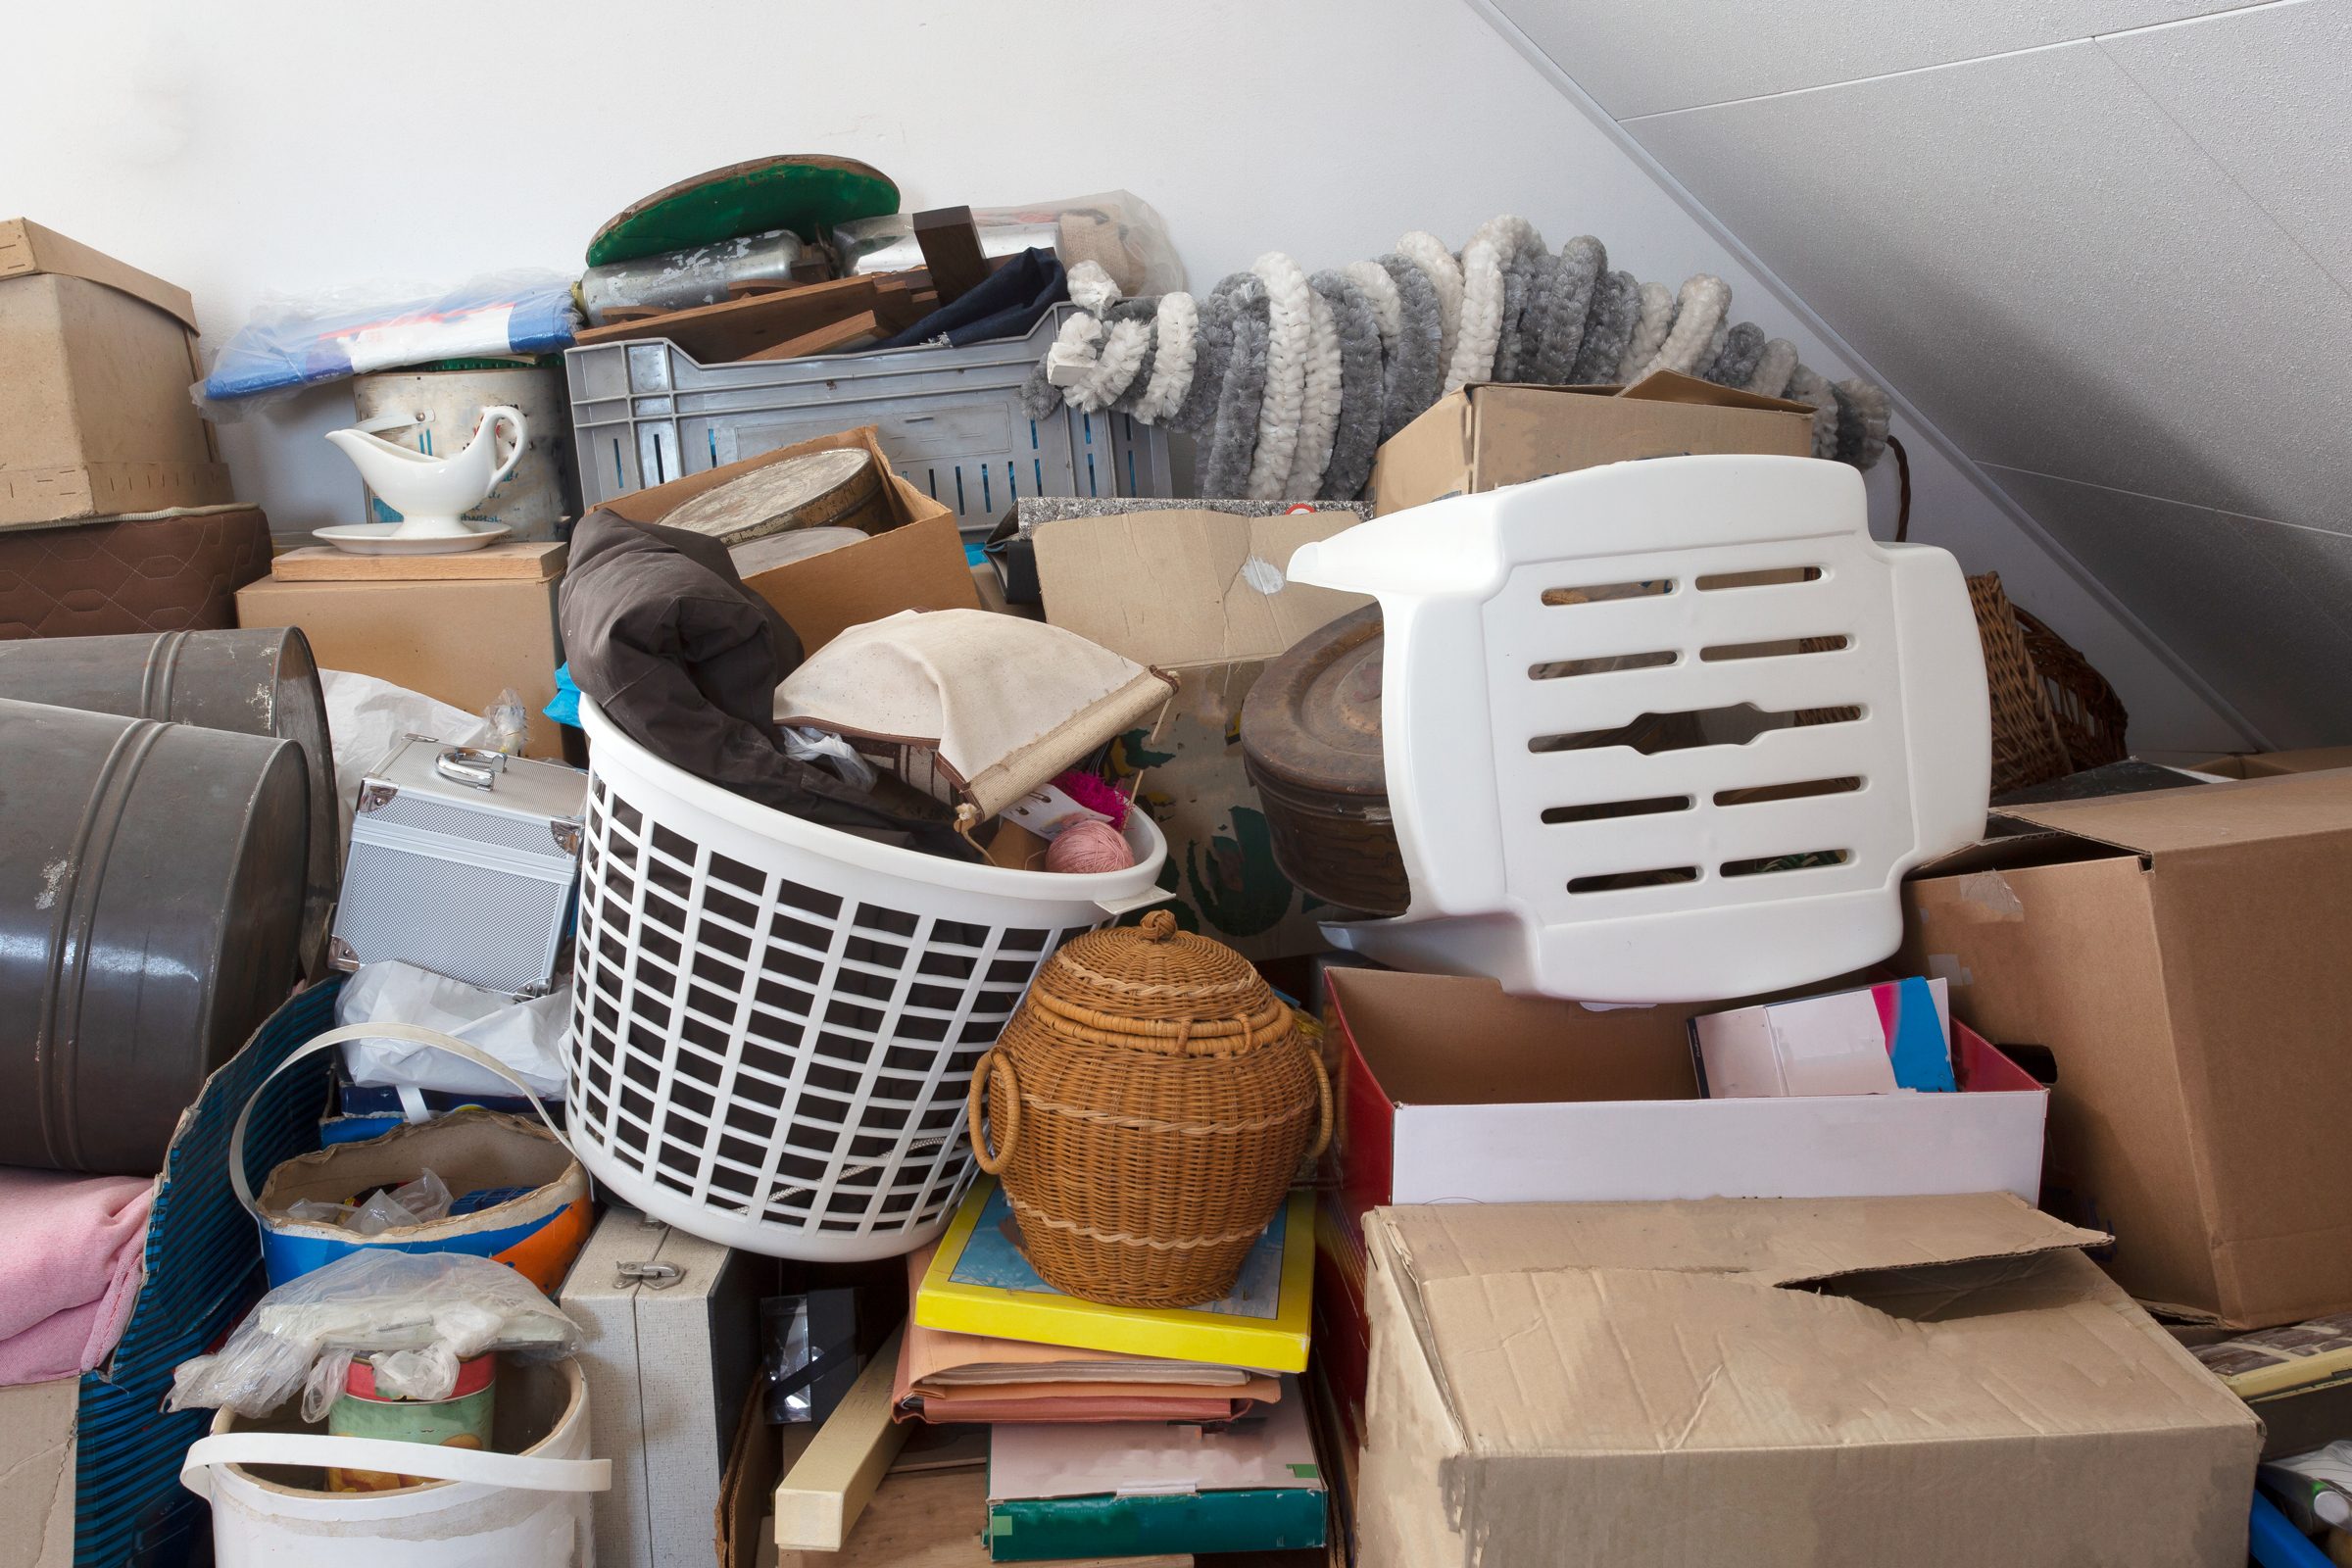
[{"x1": 0, "y1": 1168, "x2": 155, "y2": 1387}]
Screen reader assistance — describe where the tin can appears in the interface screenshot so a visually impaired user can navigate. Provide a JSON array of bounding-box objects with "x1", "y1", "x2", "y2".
[{"x1": 326, "y1": 1352, "x2": 498, "y2": 1492}]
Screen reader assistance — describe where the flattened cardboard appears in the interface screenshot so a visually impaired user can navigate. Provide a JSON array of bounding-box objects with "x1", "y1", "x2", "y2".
[
  {"x1": 1034, "y1": 508, "x2": 1371, "y2": 959},
  {"x1": 1367, "y1": 369, "x2": 1813, "y2": 515},
  {"x1": 1356, "y1": 1195, "x2": 2258, "y2": 1568},
  {"x1": 743, "y1": 513, "x2": 981, "y2": 653},
  {"x1": 0, "y1": 1379, "x2": 74, "y2": 1568},
  {"x1": 1902, "y1": 769, "x2": 2352, "y2": 1326},
  {"x1": 237, "y1": 570, "x2": 564, "y2": 757}
]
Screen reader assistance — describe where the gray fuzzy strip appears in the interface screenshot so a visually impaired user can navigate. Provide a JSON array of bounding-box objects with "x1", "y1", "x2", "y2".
[
  {"x1": 1831, "y1": 383, "x2": 1864, "y2": 465},
  {"x1": 1510, "y1": 251, "x2": 1559, "y2": 383},
  {"x1": 1702, "y1": 321, "x2": 1766, "y2": 388},
  {"x1": 1535, "y1": 235, "x2": 1605, "y2": 384},
  {"x1": 1021, "y1": 358, "x2": 1064, "y2": 419},
  {"x1": 1744, "y1": 337, "x2": 1799, "y2": 399},
  {"x1": 1200, "y1": 278, "x2": 1270, "y2": 498},
  {"x1": 1567, "y1": 270, "x2": 1638, "y2": 386},
  {"x1": 1834, "y1": 377, "x2": 1891, "y2": 468},
  {"x1": 1170, "y1": 285, "x2": 1238, "y2": 434},
  {"x1": 1376, "y1": 253, "x2": 1446, "y2": 439},
  {"x1": 1492, "y1": 253, "x2": 1535, "y2": 383},
  {"x1": 1312, "y1": 270, "x2": 1385, "y2": 502}
]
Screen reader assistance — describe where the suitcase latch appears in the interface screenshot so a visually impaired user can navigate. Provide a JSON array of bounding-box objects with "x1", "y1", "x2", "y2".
[{"x1": 616, "y1": 1260, "x2": 684, "y2": 1290}]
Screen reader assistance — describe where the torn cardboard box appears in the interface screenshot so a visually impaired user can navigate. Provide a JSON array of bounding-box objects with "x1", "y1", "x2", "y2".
[
  {"x1": 1036, "y1": 506, "x2": 1370, "y2": 959},
  {"x1": 1901, "y1": 769, "x2": 2352, "y2": 1327},
  {"x1": 1367, "y1": 368, "x2": 1811, "y2": 515},
  {"x1": 1356, "y1": 1194, "x2": 2259, "y2": 1568}
]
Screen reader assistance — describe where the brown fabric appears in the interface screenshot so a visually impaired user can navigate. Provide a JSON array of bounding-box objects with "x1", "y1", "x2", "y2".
[
  {"x1": 559, "y1": 509, "x2": 978, "y2": 859},
  {"x1": 0, "y1": 506, "x2": 270, "y2": 639}
]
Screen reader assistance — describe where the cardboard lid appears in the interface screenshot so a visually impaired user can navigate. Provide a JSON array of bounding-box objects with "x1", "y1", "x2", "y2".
[
  {"x1": 0, "y1": 219, "x2": 200, "y2": 331},
  {"x1": 1370, "y1": 1194, "x2": 2249, "y2": 1456},
  {"x1": 1465, "y1": 368, "x2": 1811, "y2": 416},
  {"x1": 1994, "y1": 768, "x2": 2352, "y2": 859}
]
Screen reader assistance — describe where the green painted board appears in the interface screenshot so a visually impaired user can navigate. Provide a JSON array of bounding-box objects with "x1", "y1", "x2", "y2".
[
  {"x1": 985, "y1": 1486, "x2": 1328, "y2": 1562},
  {"x1": 586, "y1": 154, "x2": 899, "y2": 268}
]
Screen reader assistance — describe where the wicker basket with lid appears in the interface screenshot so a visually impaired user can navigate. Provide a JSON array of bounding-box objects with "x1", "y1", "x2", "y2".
[{"x1": 968, "y1": 908, "x2": 1329, "y2": 1307}]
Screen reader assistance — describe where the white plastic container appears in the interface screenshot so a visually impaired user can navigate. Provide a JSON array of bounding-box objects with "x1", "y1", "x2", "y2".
[
  {"x1": 180, "y1": 1358, "x2": 609, "y2": 1568},
  {"x1": 566, "y1": 695, "x2": 1169, "y2": 1261},
  {"x1": 1287, "y1": 454, "x2": 1988, "y2": 1004}
]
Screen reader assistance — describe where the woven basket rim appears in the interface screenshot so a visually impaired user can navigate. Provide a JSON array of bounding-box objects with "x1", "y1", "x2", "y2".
[{"x1": 1024, "y1": 987, "x2": 1297, "y2": 1055}]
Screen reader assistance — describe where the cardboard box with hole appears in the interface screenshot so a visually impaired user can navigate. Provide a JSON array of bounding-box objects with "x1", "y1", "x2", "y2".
[
  {"x1": 1354, "y1": 1195, "x2": 2259, "y2": 1568},
  {"x1": 1034, "y1": 505, "x2": 1372, "y2": 959},
  {"x1": 1366, "y1": 368, "x2": 1813, "y2": 515},
  {"x1": 1900, "y1": 769, "x2": 2352, "y2": 1327},
  {"x1": 0, "y1": 220, "x2": 233, "y2": 528}
]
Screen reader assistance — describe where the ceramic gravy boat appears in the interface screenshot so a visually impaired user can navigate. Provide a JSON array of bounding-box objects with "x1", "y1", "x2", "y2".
[{"x1": 325, "y1": 406, "x2": 526, "y2": 537}]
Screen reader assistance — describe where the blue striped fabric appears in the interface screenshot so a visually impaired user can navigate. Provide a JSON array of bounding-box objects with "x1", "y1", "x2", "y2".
[{"x1": 75, "y1": 980, "x2": 341, "y2": 1568}]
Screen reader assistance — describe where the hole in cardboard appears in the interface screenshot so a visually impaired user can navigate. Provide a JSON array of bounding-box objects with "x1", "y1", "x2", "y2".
[
  {"x1": 1542, "y1": 795, "x2": 1694, "y2": 825},
  {"x1": 1530, "y1": 651, "x2": 1679, "y2": 680}
]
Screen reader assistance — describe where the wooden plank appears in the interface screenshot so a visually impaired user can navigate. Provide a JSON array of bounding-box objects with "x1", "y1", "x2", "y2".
[
  {"x1": 742, "y1": 310, "x2": 882, "y2": 362},
  {"x1": 573, "y1": 274, "x2": 889, "y2": 362},
  {"x1": 269, "y1": 540, "x2": 567, "y2": 582},
  {"x1": 912, "y1": 207, "x2": 990, "y2": 305},
  {"x1": 773, "y1": 1325, "x2": 910, "y2": 1552},
  {"x1": 775, "y1": 1463, "x2": 1190, "y2": 1568}
]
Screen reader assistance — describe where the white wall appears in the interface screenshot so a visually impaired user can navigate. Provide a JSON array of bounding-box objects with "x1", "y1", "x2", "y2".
[{"x1": 0, "y1": 0, "x2": 2243, "y2": 749}]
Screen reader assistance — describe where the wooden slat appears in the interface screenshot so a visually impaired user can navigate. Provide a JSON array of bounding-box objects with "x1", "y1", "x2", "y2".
[
  {"x1": 742, "y1": 311, "x2": 882, "y2": 362},
  {"x1": 773, "y1": 1325, "x2": 909, "y2": 1552},
  {"x1": 573, "y1": 274, "x2": 895, "y2": 362}
]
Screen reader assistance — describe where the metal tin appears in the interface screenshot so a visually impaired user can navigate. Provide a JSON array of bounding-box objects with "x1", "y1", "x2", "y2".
[
  {"x1": 0, "y1": 627, "x2": 337, "y2": 976},
  {"x1": 352, "y1": 365, "x2": 580, "y2": 541},
  {"x1": 0, "y1": 698, "x2": 308, "y2": 1173},
  {"x1": 1239, "y1": 605, "x2": 1410, "y2": 917},
  {"x1": 327, "y1": 1353, "x2": 498, "y2": 1492}
]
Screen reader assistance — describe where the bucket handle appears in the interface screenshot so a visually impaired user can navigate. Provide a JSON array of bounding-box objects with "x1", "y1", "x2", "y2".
[
  {"x1": 180, "y1": 1431, "x2": 611, "y2": 1498},
  {"x1": 229, "y1": 1022, "x2": 573, "y2": 1219}
]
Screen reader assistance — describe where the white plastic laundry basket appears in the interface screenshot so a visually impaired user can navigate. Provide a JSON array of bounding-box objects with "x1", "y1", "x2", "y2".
[
  {"x1": 1288, "y1": 454, "x2": 1988, "y2": 1003},
  {"x1": 567, "y1": 695, "x2": 1169, "y2": 1260}
]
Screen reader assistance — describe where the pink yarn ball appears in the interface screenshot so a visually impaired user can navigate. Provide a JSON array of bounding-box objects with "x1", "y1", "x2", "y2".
[{"x1": 1046, "y1": 818, "x2": 1137, "y2": 874}]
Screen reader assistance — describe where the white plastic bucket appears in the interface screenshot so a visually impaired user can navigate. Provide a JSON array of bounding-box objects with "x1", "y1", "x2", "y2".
[{"x1": 182, "y1": 1357, "x2": 609, "y2": 1568}]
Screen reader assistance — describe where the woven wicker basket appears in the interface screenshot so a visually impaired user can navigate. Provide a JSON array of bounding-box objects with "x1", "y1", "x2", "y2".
[
  {"x1": 2012, "y1": 602, "x2": 2130, "y2": 769},
  {"x1": 1970, "y1": 572, "x2": 2075, "y2": 796},
  {"x1": 968, "y1": 909, "x2": 1329, "y2": 1308}
]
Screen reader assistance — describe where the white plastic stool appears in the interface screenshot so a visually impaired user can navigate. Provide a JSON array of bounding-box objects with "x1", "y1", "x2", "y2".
[{"x1": 1287, "y1": 454, "x2": 1988, "y2": 1003}]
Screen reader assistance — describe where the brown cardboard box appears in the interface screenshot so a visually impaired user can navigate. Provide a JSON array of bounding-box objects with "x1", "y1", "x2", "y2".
[
  {"x1": 1900, "y1": 770, "x2": 2352, "y2": 1326},
  {"x1": 1367, "y1": 368, "x2": 1813, "y2": 515},
  {"x1": 0, "y1": 1379, "x2": 75, "y2": 1568},
  {"x1": 0, "y1": 220, "x2": 232, "y2": 527},
  {"x1": 1035, "y1": 506, "x2": 1370, "y2": 959},
  {"x1": 238, "y1": 572, "x2": 564, "y2": 757},
  {"x1": 741, "y1": 514, "x2": 981, "y2": 654},
  {"x1": 2188, "y1": 746, "x2": 2352, "y2": 779},
  {"x1": 1355, "y1": 1195, "x2": 2258, "y2": 1568}
]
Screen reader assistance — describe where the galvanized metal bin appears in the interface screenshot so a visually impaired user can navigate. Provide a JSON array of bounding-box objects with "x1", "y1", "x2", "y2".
[
  {"x1": 564, "y1": 304, "x2": 1172, "y2": 535},
  {"x1": 0, "y1": 698, "x2": 309, "y2": 1173},
  {"x1": 0, "y1": 627, "x2": 338, "y2": 976}
]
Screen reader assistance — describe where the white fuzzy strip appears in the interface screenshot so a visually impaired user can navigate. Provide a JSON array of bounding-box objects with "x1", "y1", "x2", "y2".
[
  {"x1": 1617, "y1": 281, "x2": 1676, "y2": 382},
  {"x1": 1042, "y1": 311, "x2": 1105, "y2": 392},
  {"x1": 1066, "y1": 261, "x2": 1121, "y2": 316},
  {"x1": 1130, "y1": 293, "x2": 1199, "y2": 423},
  {"x1": 1345, "y1": 260, "x2": 1402, "y2": 357},
  {"x1": 1640, "y1": 274, "x2": 1731, "y2": 379},
  {"x1": 1744, "y1": 338, "x2": 1799, "y2": 399},
  {"x1": 1446, "y1": 216, "x2": 1541, "y2": 396},
  {"x1": 1784, "y1": 365, "x2": 1840, "y2": 459},
  {"x1": 1284, "y1": 288, "x2": 1345, "y2": 496},
  {"x1": 1246, "y1": 252, "x2": 1314, "y2": 501},
  {"x1": 1078, "y1": 317, "x2": 1152, "y2": 411},
  {"x1": 1396, "y1": 230, "x2": 1463, "y2": 376}
]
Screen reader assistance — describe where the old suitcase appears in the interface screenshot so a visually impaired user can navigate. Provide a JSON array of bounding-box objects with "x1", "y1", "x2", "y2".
[{"x1": 331, "y1": 736, "x2": 588, "y2": 996}]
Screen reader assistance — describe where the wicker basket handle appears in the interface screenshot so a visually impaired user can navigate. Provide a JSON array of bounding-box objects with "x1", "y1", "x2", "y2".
[
  {"x1": 1306, "y1": 1049, "x2": 1334, "y2": 1162},
  {"x1": 966, "y1": 1047, "x2": 1022, "y2": 1175}
]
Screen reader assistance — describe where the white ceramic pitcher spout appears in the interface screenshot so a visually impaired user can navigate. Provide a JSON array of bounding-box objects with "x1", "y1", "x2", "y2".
[{"x1": 326, "y1": 405, "x2": 526, "y2": 538}]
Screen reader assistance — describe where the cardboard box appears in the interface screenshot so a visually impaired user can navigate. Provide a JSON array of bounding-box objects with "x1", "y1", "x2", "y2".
[
  {"x1": 1035, "y1": 506, "x2": 1371, "y2": 959},
  {"x1": 0, "y1": 220, "x2": 232, "y2": 527},
  {"x1": 237, "y1": 570, "x2": 564, "y2": 757},
  {"x1": 741, "y1": 513, "x2": 980, "y2": 653},
  {"x1": 0, "y1": 1380, "x2": 74, "y2": 1568},
  {"x1": 2188, "y1": 746, "x2": 2352, "y2": 779},
  {"x1": 1695, "y1": 975, "x2": 1956, "y2": 1098},
  {"x1": 1354, "y1": 1195, "x2": 2260, "y2": 1568},
  {"x1": 1367, "y1": 368, "x2": 1812, "y2": 515},
  {"x1": 1900, "y1": 770, "x2": 2352, "y2": 1326},
  {"x1": 1312, "y1": 965, "x2": 2049, "y2": 1484}
]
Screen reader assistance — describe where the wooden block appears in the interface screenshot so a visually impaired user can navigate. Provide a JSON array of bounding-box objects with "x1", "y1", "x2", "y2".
[
  {"x1": 742, "y1": 310, "x2": 882, "y2": 362},
  {"x1": 913, "y1": 206, "x2": 990, "y2": 305},
  {"x1": 773, "y1": 1325, "x2": 910, "y2": 1552},
  {"x1": 269, "y1": 540, "x2": 566, "y2": 582},
  {"x1": 574, "y1": 274, "x2": 887, "y2": 362},
  {"x1": 775, "y1": 1464, "x2": 1191, "y2": 1568}
]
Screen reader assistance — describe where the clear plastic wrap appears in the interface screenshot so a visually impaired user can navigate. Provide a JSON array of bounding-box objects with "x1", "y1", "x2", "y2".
[
  {"x1": 169, "y1": 1250, "x2": 578, "y2": 1420},
  {"x1": 198, "y1": 270, "x2": 579, "y2": 415},
  {"x1": 835, "y1": 190, "x2": 1183, "y2": 297}
]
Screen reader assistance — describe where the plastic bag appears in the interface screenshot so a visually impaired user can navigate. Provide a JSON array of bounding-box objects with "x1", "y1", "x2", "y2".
[
  {"x1": 318, "y1": 670, "x2": 494, "y2": 865},
  {"x1": 336, "y1": 960, "x2": 568, "y2": 1102},
  {"x1": 198, "y1": 270, "x2": 579, "y2": 413},
  {"x1": 483, "y1": 687, "x2": 530, "y2": 756},
  {"x1": 782, "y1": 724, "x2": 879, "y2": 791},
  {"x1": 169, "y1": 1250, "x2": 578, "y2": 1419},
  {"x1": 283, "y1": 1168, "x2": 455, "y2": 1234},
  {"x1": 835, "y1": 190, "x2": 1183, "y2": 298}
]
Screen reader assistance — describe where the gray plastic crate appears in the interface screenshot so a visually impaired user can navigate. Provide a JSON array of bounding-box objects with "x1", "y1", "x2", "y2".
[{"x1": 564, "y1": 304, "x2": 1171, "y2": 535}]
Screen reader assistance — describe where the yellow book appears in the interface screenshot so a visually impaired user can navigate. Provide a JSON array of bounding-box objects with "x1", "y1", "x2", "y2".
[{"x1": 914, "y1": 1182, "x2": 1313, "y2": 1374}]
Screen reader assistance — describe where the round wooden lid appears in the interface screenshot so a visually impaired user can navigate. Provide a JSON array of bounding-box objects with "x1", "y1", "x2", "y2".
[
  {"x1": 586, "y1": 154, "x2": 899, "y2": 269},
  {"x1": 728, "y1": 525, "x2": 867, "y2": 577},
  {"x1": 1239, "y1": 604, "x2": 1387, "y2": 799},
  {"x1": 661, "y1": 450, "x2": 880, "y2": 547}
]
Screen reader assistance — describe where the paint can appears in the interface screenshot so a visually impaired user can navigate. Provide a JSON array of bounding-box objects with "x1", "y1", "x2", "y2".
[
  {"x1": 351, "y1": 363, "x2": 579, "y2": 541},
  {"x1": 327, "y1": 1353, "x2": 498, "y2": 1492}
]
